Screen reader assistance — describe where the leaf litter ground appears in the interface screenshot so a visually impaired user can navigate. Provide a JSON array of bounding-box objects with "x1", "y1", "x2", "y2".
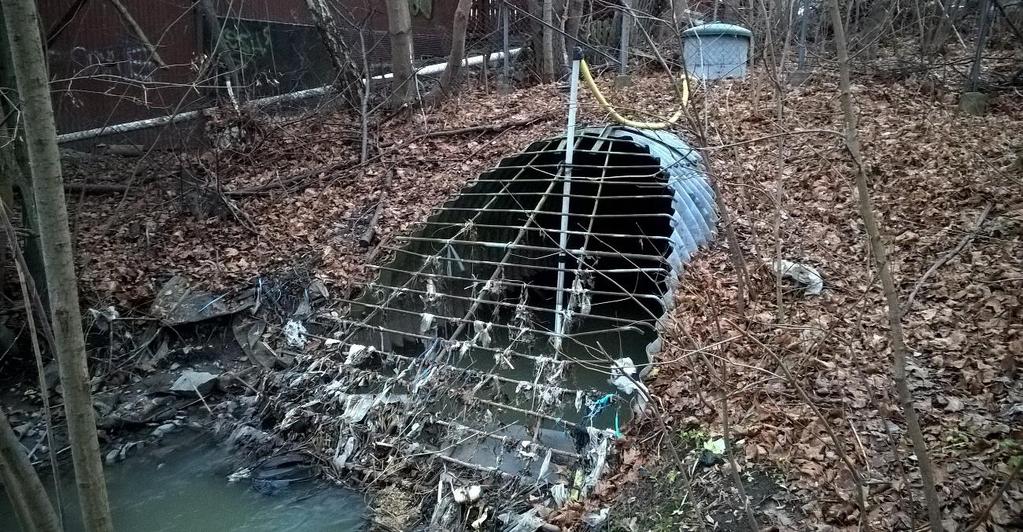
[{"x1": 54, "y1": 66, "x2": 1023, "y2": 530}]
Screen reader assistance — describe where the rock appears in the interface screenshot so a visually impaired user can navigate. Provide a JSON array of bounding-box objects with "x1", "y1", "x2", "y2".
[
  {"x1": 788, "y1": 69, "x2": 811, "y2": 86},
  {"x1": 105, "y1": 449, "x2": 121, "y2": 465},
  {"x1": 228, "y1": 425, "x2": 273, "y2": 447},
  {"x1": 959, "y1": 91, "x2": 988, "y2": 116},
  {"x1": 218, "y1": 374, "x2": 235, "y2": 392},
  {"x1": 119, "y1": 441, "x2": 144, "y2": 460},
  {"x1": 249, "y1": 455, "x2": 315, "y2": 496},
  {"x1": 772, "y1": 259, "x2": 824, "y2": 295},
  {"x1": 152, "y1": 422, "x2": 177, "y2": 439},
  {"x1": 93, "y1": 392, "x2": 120, "y2": 417},
  {"x1": 170, "y1": 370, "x2": 219, "y2": 395}
]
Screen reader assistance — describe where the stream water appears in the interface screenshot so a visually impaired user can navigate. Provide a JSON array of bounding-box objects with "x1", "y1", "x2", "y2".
[{"x1": 0, "y1": 432, "x2": 366, "y2": 532}]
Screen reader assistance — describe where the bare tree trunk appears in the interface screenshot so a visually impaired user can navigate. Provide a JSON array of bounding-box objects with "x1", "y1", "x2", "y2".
[
  {"x1": 430, "y1": 0, "x2": 472, "y2": 101},
  {"x1": 565, "y1": 0, "x2": 585, "y2": 50},
  {"x1": 0, "y1": 143, "x2": 11, "y2": 295},
  {"x1": 197, "y1": 0, "x2": 242, "y2": 103},
  {"x1": 672, "y1": 0, "x2": 689, "y2": 28},
  {"x1": 827, "y1": 0, "x2": 944, "y2": 529},
  {"x1": 107, "y1": 0, "x2": 166, "y2": 67},
  {"x1": 796, "y1": 0, "x2": 809, "y2": 70},
  {"x1": 552, "y1": 0, "x2": 567, "y2": 75},
  {"x1": 0, "y1": 459, "x2": 35, "y2": 532},
  {"x1": 856, "y1": 0, "x2": 892, "y2": 60},
  {"x1": 542, "y1": 0, "x2": 555, "y2": 81},
  {"x1": 385, "y1": 0, "x2": 415, "y2": 107},
  {"x1": 923, "y1": 0, "x2": 964, "y2": 56},
  {"x1": 1, "y1": 1, "x2": 114, "y2": 531},
  {"x1": 968, "y1": 0, "x2": 993, "y2": 92},
  {"x1": 358, "y1": 29, "x2": 370, "y2": 164},
  {"x1": 305, "y1": 0, "x2": 363, "y2": 107},
  {"x1": 0, "y1": 2, "x2": 45, "y2": 302},
  {"x1": 0, "y1": 409, "x2": 61, "y2": 532},
  {"x1": 528, "y1": 0, "x2": 544, "y2": 77}
]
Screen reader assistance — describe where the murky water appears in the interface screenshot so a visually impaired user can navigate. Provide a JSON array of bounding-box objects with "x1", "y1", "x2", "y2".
[{"x1": 0, "y1": 433, "x2": 366, "y2": 532}]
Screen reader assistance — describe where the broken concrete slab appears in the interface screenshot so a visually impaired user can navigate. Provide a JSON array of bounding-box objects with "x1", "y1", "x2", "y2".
[
  {"x1": 170, "y1": 370, "x2": 220, "y2": 395},
  {"x1": 150, "y1": 275, "x2": 254, "y2": 326}
]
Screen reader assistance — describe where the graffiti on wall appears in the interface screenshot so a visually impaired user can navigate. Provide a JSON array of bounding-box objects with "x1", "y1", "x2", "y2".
[
  {"x1": 221, "y1": 23, "x2": 273, "y2": 62},
  {"x1": 68, "y1": 41, "x2": 158, "y2": 82},
  {"x1": 218, "y1": 20, "x2": 279, "y2": 96}
]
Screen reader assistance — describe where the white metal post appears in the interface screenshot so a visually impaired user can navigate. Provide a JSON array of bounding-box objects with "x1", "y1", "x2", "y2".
[
  {"x1": 553, "y1": 48, "x2": 582, "y2": 352},
  {"x1": 615, "y1": 0, "x2": 632, "y2": 87},
  {"x1": 619, "y1": 0, "x2": 631, "y2": 75}
]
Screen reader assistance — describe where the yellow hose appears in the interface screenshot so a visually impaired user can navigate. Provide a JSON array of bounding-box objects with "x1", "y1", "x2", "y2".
[{"x1": 579, "y1": 58, "x2": 689, "y2": 130}]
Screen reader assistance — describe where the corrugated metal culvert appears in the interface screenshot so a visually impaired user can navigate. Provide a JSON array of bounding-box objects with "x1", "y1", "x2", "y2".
[
  {"x1": 681, "y1": 22, "x2": 753, "y2": 80},
  {"x1": 332, "y1": 125, "x2": 716, "y2": 487}
]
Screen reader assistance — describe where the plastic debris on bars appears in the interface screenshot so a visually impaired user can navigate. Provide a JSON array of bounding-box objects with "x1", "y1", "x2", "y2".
[
  {"x1": 498, "y1": 508, "x2": 551, "y2": 532},
  {"x1": 608, "y1": 357, "x2": 649, "y2": 414},
  {"x1": 283, "y1": 319, "x2": 307, "y2": 348},
  {"x1": 583, "y1": 426, "x2": 613, "y2": 493}
]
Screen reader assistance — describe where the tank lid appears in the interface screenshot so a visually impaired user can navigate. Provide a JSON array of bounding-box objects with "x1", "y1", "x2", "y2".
[{"x1": 682, "y1": 23, "x2": 753, "y2": 38}]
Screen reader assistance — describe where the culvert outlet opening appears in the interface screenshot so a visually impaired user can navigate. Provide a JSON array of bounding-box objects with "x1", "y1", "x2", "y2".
[{"x1": 331, "y1": 125, "x2": 716, "y2": 486}]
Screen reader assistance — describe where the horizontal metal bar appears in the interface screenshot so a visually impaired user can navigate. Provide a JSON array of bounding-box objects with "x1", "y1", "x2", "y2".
[
  {"x1": 337, "y1": 297, "x2": 653, "y2": 336},
  {"x1": 330, "y1": 319, "x2": 643, "y2": 370},
  {"x1": 416, "y1": 222, "x2": 673, "y2": 242},
  {"x1": 472, "y1": 395, "x2": 582, "y2": 430},
  {"x1": 433, "y1": 419, "x2": 582, "y2": 459},
  {"x1": 351, "y1": 274, "x2": 662, "y2": 327},
  {"x1": 373, "y1": 373, "x2": 585, "y2": 431},
  {"x1": 369, "y1": 257, "x2": 667, "y2": 276},
  {"x1": 331, "y1": 338, "x2": 599, "y2": 398},
  {"x1": 455, "y1": 191, "x2": 674, "y2": 200},
  {"x1": 371, "y1": 441, "x2": 522, "y2": 480},
  {"x1": 376, "y1": 249, "x2": 671, "y2": 280},
  {"x1": 505, "y1": 147, "x2": 661, "y2": 158},
  {"x1": 469, "y1": 178, "x2": 679, "y2": 186},
  {"x1": 371, "y1": 257, "x2": 669, "y2": 301},
  {"x1": 481, "y1": 163, "x2": 662, "y2": 174},
  {"x1": 333, "y1": 320, "x2": 551, "y2": 362},
  {"x1": 390, "y1": 237, "x2": 670, "y2": 264},
  {"x1": 430, "y1": 206, "x2": 674, "y2": 220}
]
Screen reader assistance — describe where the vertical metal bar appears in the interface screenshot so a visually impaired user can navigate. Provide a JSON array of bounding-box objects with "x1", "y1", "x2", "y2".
[
  {"x1": 502, "y1": 2, "x2": 510, "y2": 83},
  {"x1": 553, "y1": 49, "x2": 582, "y2": 352},
  {"x1": 619, "y1": 0, "x2": 631, "y2": 76}
]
